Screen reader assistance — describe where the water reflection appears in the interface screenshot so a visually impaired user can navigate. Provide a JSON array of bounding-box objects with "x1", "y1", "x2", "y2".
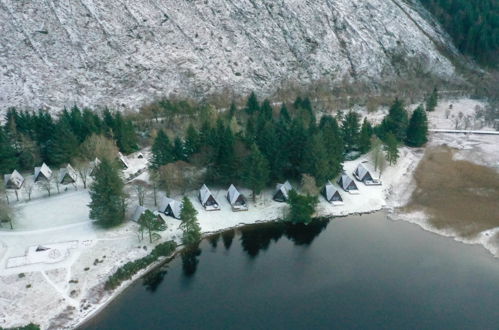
[
  {"x1": 222, "y1": 230, "x2": 235, "y2": 250},
  {"x1": 239, "y1": 219, "x2": 329, "y2": 257},
  {"x1": 181, "y1": 245, "x2": 202, "y2": 277},
  {"x1": 142, "y1": 266, "x2": 168, "y2": 292},
  {"x1": 208, "y1": 233, "x2": 220, "y2": 248}
]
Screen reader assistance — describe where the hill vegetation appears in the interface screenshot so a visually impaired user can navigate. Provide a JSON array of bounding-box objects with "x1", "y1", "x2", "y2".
[{"x1": 420, "y1": 0, "x2": 499, "y2": 67}]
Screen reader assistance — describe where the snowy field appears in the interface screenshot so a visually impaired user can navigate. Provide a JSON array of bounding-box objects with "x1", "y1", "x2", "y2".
[{"x1": 0, "y1": 98, "x2": 497, "y2": 329}]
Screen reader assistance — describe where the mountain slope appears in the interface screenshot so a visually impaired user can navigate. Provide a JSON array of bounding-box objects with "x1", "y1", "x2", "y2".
[{"x1": 0, "y1": 0, "x2": 458, "y2": 110}]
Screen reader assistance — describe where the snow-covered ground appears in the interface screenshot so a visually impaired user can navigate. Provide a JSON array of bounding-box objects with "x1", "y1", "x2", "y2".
[
  {"x1": 0, "y1": 97, "x2": 496, "y2": 329},
  {"x1": 0, "y1": 145, "x2": 421, "y2": 329}
]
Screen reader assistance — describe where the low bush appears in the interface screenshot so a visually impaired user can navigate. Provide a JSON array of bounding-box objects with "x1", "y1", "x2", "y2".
[{"x1": 105, "y1": 240, "x2": 176, "y2": 290}]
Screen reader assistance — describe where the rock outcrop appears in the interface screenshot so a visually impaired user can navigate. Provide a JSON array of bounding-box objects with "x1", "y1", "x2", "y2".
[{"x1": 0, "y1": 0, "x2": 458, "y2": 111}]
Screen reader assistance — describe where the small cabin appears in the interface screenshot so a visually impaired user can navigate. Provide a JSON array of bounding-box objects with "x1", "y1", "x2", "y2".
[
  {"x1": 34, "y1": 163, "x2": 52, "y2": 182},
  {"x1": 226, "y1": 184, "x2": 248, "y2": 211},
  {"x1": 59, "y1": 164, "x2": 77, "y2": 185},
  {"x1": 131, "y1": 205, "x2": 147, "y2": 223},
  {"x1": 117, "y1": 152, "x2": 129, "y2": 169},
  {"x1": 353, "y1": 163, "x2": 381, "y2": 186},
  {"x1": 4, "y1": 170, "x2": 24, "y2": 190},
  {"x1": 273, "y1": 181, "x2": 293, "y2": 202},
  {"x1": 199, "y1": 184, "x2": 220, "y2": 211},
  {"x1": 322, "y1": 181, "x2": 344, "y2": 205},
  {"x1": 89, "y1": 158, "x2": 101, "y2": 176},
  {"x1": 158, "y1": 196, "x2": 183, "y2": 219},
  {"x1": 337, "y1": 173, "x2": 359, "y2": 194}
]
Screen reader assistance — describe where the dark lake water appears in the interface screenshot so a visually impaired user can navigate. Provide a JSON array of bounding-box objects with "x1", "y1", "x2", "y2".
[{"x1": 83, "y1": 213, "x2": 499, "y2": 330}]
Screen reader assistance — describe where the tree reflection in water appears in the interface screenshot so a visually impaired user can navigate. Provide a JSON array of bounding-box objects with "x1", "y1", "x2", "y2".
[
  {"x1": 239, "y1": 219, "x2": 329, "y2": 257},
  {"x1": 222, "y1": 229, "x2": 235, "y2": 250},
  {"x1": 181, "y1": 245, "x2": 202, "y2": 277},
  {"x1": 208, "y1": 233, "x2": 220, "y2": 249},
  {"x1": 142, "y1": 266, "x2": 168, "y2": 292}
]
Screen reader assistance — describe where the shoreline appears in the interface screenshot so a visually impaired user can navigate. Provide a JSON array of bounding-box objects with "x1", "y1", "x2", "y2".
[{"x1": 72, "y1": 207, "x2": 386, "y2": 329}]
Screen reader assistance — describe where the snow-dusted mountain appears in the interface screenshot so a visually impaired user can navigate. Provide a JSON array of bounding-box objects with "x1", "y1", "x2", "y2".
[{"x1": 0, "y1": 0, "x2": 458, "y2": 111}]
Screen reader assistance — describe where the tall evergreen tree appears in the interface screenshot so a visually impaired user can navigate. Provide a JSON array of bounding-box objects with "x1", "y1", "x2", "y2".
[
  {"x1": 150, "y1": 130, "x2": 174, "y2": 169},
  {"x1": 260, "y1": 99, "x2": 273, "y2": 121},
  {"x1": 173, "y1": 137, "x2": 186, "y2": 161},
  {"x1": 359, "y1": 118, "x2": 374, "y2": 154},
  {"x1": 245, "y1": 92, "x2": 260, "y2": 114},
  {"x1": 184, "y1": 124, "x2": 201, "y2": 156},
  {"x1": 88, "y1": 158, "x2": 126, "y2": 228},
  {"x1": 286, "y1": 190, "x2": 318, "y2": 224},
  {"x1": 426, "y1": 87, "x2": 438, "y2": 112},
  {"x1": 180, "y1": 197, "x2": 201, "y2": 245},
  {"x1": 46, "y1": 121, "x2": 79, "y2": 166},
  {"x1": 406, "y1": 105, "x2": 428, "y2": 147},
  {"x1": 378, "y1": 98, "x2": 409, "y2": 142},
  {"x1": 319, "y1": 116, "x2": 344, "y2": 179},
  {"x1": 303, "y1": 133, "x2": 330, "y2": 186},
  {"x1": 279, "y1": 103, "x2": 291, "y2": 123},
  {"x1": 0, "y1": 128, "x2": 17, "y2": 174},
  {"x1": 242, "y1": 144, "x2": 270, "y2": 201},
  {"x1": 384, "y1": 133, "x2": 399, "y2": 166},
  {"x1": 342, "y1": 111, "x2": 361, "y2": 152},
  {"x1": 228, "y1": 102, "x2": 237, "y2": 118}
]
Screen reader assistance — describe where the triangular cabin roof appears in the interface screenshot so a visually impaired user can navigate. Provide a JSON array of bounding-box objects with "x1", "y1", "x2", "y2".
[
  {"x1": 274, "y1": 181, "x2": 292, "y2": 200},
  {"x1": 131, "y1": 205, "x2": 147, "y2": 222},
  {"x1": 34, "y1": 163, "x2": 52, "y2": 182},
  {"x1": 337, "y1": 173, "x2": 358, "y2": 191},
  {"x1": 59, "y1": 164, "x2": 77, "y2": 184},
  {"x1": 158, "y1": 196, "x2": 183, "y2": 219},
  {"x1": 199, "y1": 184, "x2": 217, "y2": 205},
  {"x1": 158, "y1": 196, "x2": 174, "y2": 214},
  {"x1": 227, "y1": 184, "x2": 246, "y2": 206},
  {"x1": 166, "y1": 200, "x2": 183, "y2": 219},
  {"x1": 323, "y1": 181, "x2": 343, "y2": 202},
  {"x1": 117, "y1": 152, "x2": 129, "y2": 169},
  {"x1": 354, "y1": 163, "x2": 373, "y2": 181},
  {"x1": 4, "y1": 170, "x2": 24, "y2": 189}
]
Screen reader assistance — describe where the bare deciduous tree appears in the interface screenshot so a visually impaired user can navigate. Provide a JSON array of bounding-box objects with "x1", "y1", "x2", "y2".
[
  {"x1": 80, "y1": 134, "x2": 119, "y2": 162},
  {"x1": 133, "y1": 180, "x2": 149, "y2": 206},
  {"x1": 23, "y1": 177, "x2": 35, "y2": 201},
  {"x1": 73, "y1": 158, "x2": 92, "y2": 189},
  {"x1": 39, "y1": 177, "x2": 54, "y2": 197},
  {"x1": 301, "y1": 174, "x2": 319, "y2": 196}
]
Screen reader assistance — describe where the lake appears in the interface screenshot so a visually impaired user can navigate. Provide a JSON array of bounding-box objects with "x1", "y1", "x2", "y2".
[{"x1": 82, "y1": 213, "x2": 499, "y2": 330}]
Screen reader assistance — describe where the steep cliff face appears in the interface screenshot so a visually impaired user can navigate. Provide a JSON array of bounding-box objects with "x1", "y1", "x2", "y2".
[{"x1": 0, "y1": 0, "x2": 458, "y2": 110}]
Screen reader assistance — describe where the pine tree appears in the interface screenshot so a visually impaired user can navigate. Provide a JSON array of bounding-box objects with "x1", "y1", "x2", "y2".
[
  {"x1": 286, "y1": 190, "x2": 318, "y2": 224},
  {"x1": 242, "y1": 144, "x2": 270, "y2": 201},
  {"x1": 319, "y1": 116, "x2": 344, "y2": 179},
  {"x1": 88, "y1": 158, "x2": 126, "y2": 228},
  {"x1": 180, "y1": 197, "x2": 201, "y2": 245},
  {"x1": 184, "y1": 124, "x2": 201, "y2": 156},
  {"x1": 279, "y1": 103, "x2": 291, "y2": 123},
  {"x1": 260, "y1": 99, "x2": 273, "y2": 121},
  {"x1": 406, "y1": 105, "x2": 428, "y2": 147},
  {"x1": 46, "y1": 121, "x2": 79, "y2": 166},
  {"x1": 150, "y1": 130, "x2": 174, "y2": 169},
  {"x1": 379, "y1": 98, "x2": 409, "y2": 142},
  {"x1": 0, "y1": 128, "x2": 17, "y2": 174},
  {"x1": 359, "y1": 118, "x2": 373, "y2": 154},
  {"x1": 173, "y1": 137, "x2": 186, "y2": 161},
  {"x1": 303, "y1": 133, "x2": 330, "y2": 186},
  {"x1": 342, "y1": 111, "x2": 361, "y2": 152},
  {"x1": 384, "y1": 133, "x2": 399, "y2": 166},
  {"x1": 228, "y1": 102, "x2": 237, "y2": 118},
  {"x1": 426, "y1": 87, "x2": 438, "y2": 112},
  {"x1": 245, "y1": 92, "x2": 260, "y2": 114}
]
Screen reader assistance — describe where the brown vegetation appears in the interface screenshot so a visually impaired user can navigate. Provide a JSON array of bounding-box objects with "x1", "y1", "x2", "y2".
[{"x1": 406, "y1": 147, "x2": 499, "y2": 237}]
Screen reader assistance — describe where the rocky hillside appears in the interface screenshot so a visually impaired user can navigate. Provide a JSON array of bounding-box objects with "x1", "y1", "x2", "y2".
[{"x1": 0, "y1": 0, "x2": 459, "y2": 111}]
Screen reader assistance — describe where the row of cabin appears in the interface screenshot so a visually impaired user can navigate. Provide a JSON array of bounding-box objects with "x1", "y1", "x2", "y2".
[
  {"x1": 199, "y1": 184, "x2": 248, "y2": 212},
  {"x1": 3, "y1": 163, "x2": 86, "y2": 190},
  {"x1": 273, "y1": 180, "x2": 344, "y2": 205}
]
